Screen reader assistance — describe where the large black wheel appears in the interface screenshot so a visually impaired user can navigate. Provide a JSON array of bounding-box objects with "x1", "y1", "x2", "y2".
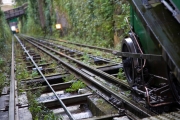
[{"x1": 121, "y1": 38, "x2": 138, "y2": 87}]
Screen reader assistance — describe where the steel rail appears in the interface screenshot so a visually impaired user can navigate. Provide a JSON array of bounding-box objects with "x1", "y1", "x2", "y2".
[
  {"x1": 9, "y1": 36, "x2": 15, "y2": 120},
  {"x1": 14, "y1": 35, "x2": 75, "y2": 120},
  {"x1": 40, "y1": 40, "x2": 120, "y2": 64},
  {"x1": 22, "y1": 35, "x2": 121, "y2": 64},
  {"x1": 22, "y1": 35, "x2": 162, "y2": 61},
  {"x1": 21, "y1": 36, "x2": 155, "y2": 118},
  {"x1": 22, "y1": 34, "x2": 118, "y2": 54},
  {"x1": 26, "y1": 37, "x2": 129, "y2": 89}
]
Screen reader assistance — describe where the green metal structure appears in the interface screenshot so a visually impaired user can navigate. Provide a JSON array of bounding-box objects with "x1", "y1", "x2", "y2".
[{"x1": 121, "y1": 0, "x2": 180, "y2": 111}]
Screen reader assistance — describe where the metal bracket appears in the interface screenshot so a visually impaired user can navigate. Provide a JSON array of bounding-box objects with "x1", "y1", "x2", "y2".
[{"x1": 32, "y1": 66, "x2": 43, "y2": 71}]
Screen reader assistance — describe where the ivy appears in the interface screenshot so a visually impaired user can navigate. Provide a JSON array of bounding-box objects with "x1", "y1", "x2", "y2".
[
  {"x1": 0, "y1": 9, "x2": 11, "y2": 95},
  {"x1": 0, "y1": 9, "x2": 11, "y2": 54},
  {"x1": 17, "y1": 0, "x2": 130, "y2": 47},
  {"x1": 53, "y1": 0, "x2": 129, "y2": 47}
]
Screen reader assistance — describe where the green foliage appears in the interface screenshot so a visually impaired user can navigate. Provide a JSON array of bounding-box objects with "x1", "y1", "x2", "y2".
[
  {"x1": 0, "y1": 9, "x2": 11, "y2": 94},
  {"x1": 53, "y1": 0, "x2": 130, "y2": 47},
  {"x1": 17, "y1": 0, "x2": 130, "y2": 47},
  {"x1": 0, "y1": 58, "x2": 5, "y2": 68},
  {"x1": 16, "y1": 69, "x2": 29, "y2": 80},
  {"x1": 117, "y1": 68, "x2": 126, "y2": 80},
  {"x1": 63, "y1": 75, "x2": 75, "y2": 82},
  {"x1": 15, "y1": 0, "x2": 28, "y2": 6},
  {"x1": 27, "y1": 91, "x2": 61, "y2": 120},
  {"x1": 31, "y1": 71, "x2": 39, "y2": 78},
  {"x1": 0, "y1": 73, "x2": 6, "y2": 94},
  {"x1": 66, "y1": 80, "x2": 86, "y2": 92},
  {"x1": 82, "y1": 54, "x2": 90, "y2": 64},
  {"x1": 25, "y1": 0, "x2": 42, "y2": 35},
  {"x1": 17, "y1": 0, "x2": 56, "y2": 36},
  {"x1": 0, "y1": 9, "x2": 11, "y2": 53}
]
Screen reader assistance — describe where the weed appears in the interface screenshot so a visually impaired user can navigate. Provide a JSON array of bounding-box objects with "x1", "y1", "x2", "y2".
[
  {"x1": 50, "y1": 61, "x2": 57, "y2": 68},
  {"x1": 117, "y1": 68, "x2": 126, "y2": 80},
  {"x1": 66, "y1": 80, "x2": 86, "y2": 92},
  {"x1": 31, "y1": 70, "x2": 39, "y2": 78},
  {"x1": 63, "y1": 75, "x2": 75, "y2": 82},
  {"x1": 27, "y1": 91, "x2": 61, "y2": 120},
  {"x1": 39, "y1": 58, "x2": 46, "y2": 64},
  {"x1": 82, "y1": 54, "x2": 90, "y2": 65},
  {"x1": 0, "y1": 58, "x2": 5, "y2": 68},
  {"x1": 16, "y1": 69, "x2": 29, "y2": 80},
  {"x1": 0, "y1": 73, "x2": 6, "y2": 94}
]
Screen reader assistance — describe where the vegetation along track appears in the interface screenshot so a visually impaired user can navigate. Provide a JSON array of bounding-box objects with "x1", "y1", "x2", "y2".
[
  {"x1": 32, "y1": 36, "x2": 119, "y2": 57},
  {"x1": 13, "y1": 35, "x2": 114, "y2": 120},
  {"x1": 14, "y1": 34, "x2": 158, "y2": 119}
]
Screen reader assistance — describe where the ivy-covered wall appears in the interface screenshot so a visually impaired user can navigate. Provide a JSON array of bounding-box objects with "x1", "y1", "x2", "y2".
[
  {"x1": 0, "y1": 8, "x2": 12, "y2": 93},
  {"x1": 18, "y1": 0, "x2": 129, "y2": 48},
  {"x1": 18, "y1": 0, "x2": 55, "y2": 36},
  {"x1": 0, "y1": 9, "x2": 11, "y2": 53},
  {"x1": 53, "y1": 0, "x2": 130, "y2": 47}
]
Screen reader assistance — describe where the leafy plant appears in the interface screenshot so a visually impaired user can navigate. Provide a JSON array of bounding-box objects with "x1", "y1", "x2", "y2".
[
  {"x1": 0, "y1": 58, "x2": 5, "y2": 68},
  {"x1": 16, "y1": 69, "x2": 29, "y2": 80},
  {"x1": 82, "y1": 54, "x2": 90, "y2": 64},
  {"x1": 0, "y1": 73, "x2": 6, "y2": 94},
  {"x1": 27, "y1": 91, "x2": 61, "y2": 120},
  {"x1": 117, "y1": 68, "x2": 126, "y2": 80},
  {"x1": 31, "y1": 70, "x2": 39, "y2": 78},
  {"x1": 66, "y1": 80, "x2": 86, "y2": 92},
  {"x1": 63, "y1": 75, "x2": 75, "y2": 82},
  {"x1": 17, "y1": 0, "x2": 130, "y2": 48}
]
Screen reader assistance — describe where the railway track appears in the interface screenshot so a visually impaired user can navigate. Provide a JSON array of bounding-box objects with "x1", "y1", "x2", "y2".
[
  {"x1": 9, "y1": 37, "x2": 17, "y2": 119},
  {"x1": 17, "y1": 35, "x2": 156, "y2": 118},
  {"x1": 24, "y1": 36, "x2": 123, "y2": 77},
  {"x1": 2, "y1": 35, "x2": 179, "y2": 120},
  {"x1": 142, "y1": 111, "x2": 180, "y2": 120},
  {"x1": 29, "y1": 36, "x2": 118, "y2": 55}
]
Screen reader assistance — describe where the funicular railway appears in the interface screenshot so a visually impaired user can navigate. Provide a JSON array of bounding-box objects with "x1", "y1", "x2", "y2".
[{"x1": 1, "y1": 0, "x2": 180, "y2": 120}]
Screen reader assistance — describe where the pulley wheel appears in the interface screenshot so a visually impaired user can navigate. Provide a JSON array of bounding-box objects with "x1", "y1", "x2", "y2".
[{"x1": 121, "y1": 38, "x2": 138, "y2": 87}]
